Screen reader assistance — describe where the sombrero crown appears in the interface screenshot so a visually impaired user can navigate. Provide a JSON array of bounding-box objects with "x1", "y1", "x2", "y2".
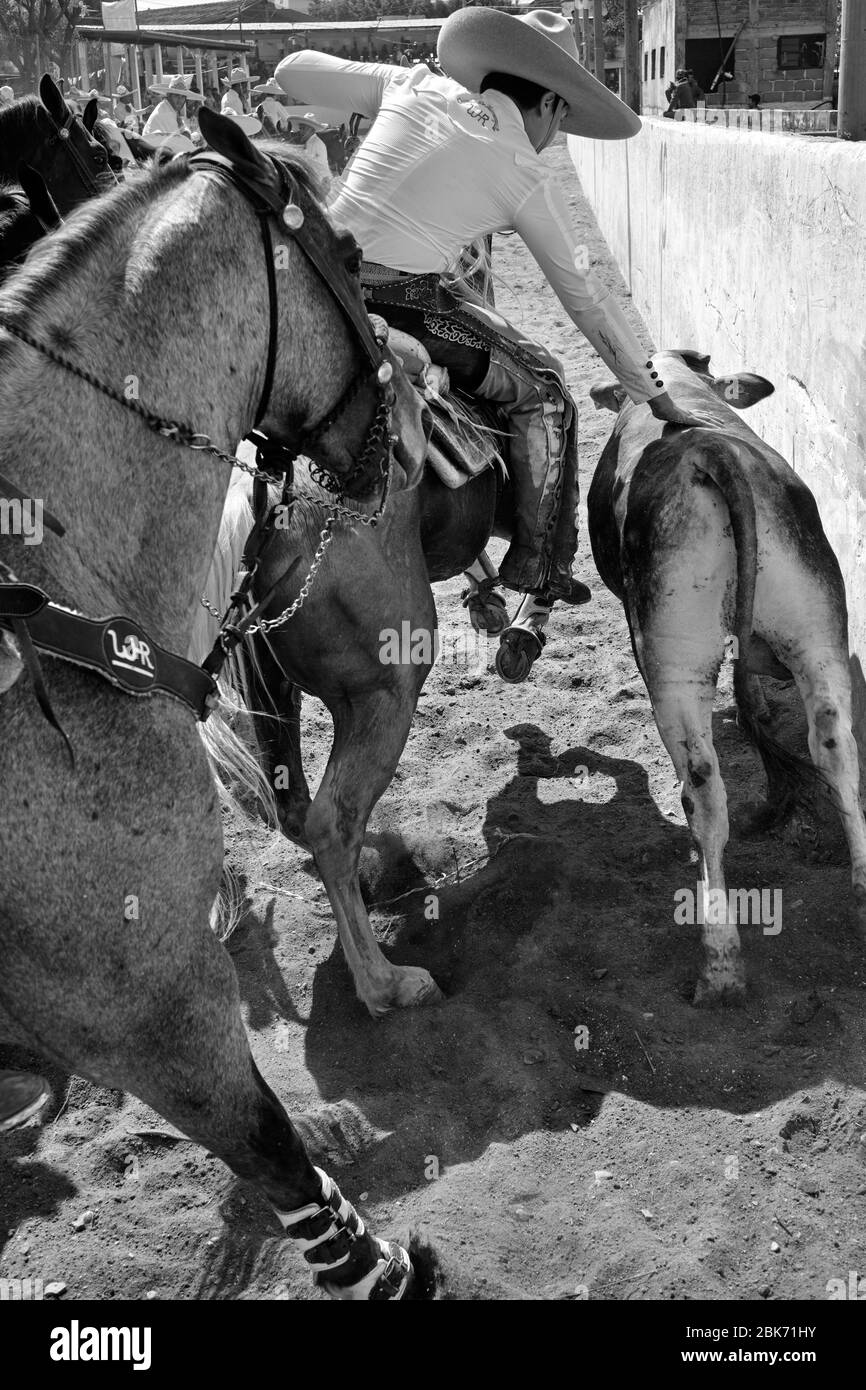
[{"x1": 437, "y1": 8, "x2": 640, "y2": 141}]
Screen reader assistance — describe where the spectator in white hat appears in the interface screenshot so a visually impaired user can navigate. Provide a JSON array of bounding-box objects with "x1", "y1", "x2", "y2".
[
  {"x1": 0, "y1": 84, "x2": 15, "y2": 106},
  {"x1": 141, "y1": 73, "x2": 203, "y2": 154},
  {"x1": 112, "y1": 84, "x2": 139, "y2": 135},
  {"x1": 252, "y1": 76, "x2": 289, "y2": 134},
  {"x1": 283, "y1": 108, "x2": 331, "y2": 190}
]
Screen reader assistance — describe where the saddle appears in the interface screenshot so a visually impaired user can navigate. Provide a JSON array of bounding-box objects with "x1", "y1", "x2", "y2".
[{"x1": 388, "y1": 327, "x2": 506, "y2": 490}]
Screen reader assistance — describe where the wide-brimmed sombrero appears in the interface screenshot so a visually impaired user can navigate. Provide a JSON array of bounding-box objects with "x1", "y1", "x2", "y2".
[
  {"x1": 229, "y1": 66, "x2": 259, "y2": 86},
  {"x1": 437, "y1": 8, "x2": 640, "y2": 141},
  {"x1": 222, "y1": 108, "x2": 262, "y2": 136},
  {"x1": 148, "y1": 73, "x2": 204, "y2": 102},
  {"x1": 280, "y1": 107, "x2": 329, "y2": 132},
  {"x1": 251, "y1": 78, "x2": 284, "y2": 97}
]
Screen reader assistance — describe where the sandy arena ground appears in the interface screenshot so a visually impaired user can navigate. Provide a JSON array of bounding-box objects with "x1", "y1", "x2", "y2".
[{"x1": 2, "y1": 140, "x2": 865, "y2": 1302}]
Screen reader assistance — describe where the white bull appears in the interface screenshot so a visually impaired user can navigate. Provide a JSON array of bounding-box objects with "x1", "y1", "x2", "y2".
[{"x1": 588, "y1": 349, "x2": 866, "y2": 1002}]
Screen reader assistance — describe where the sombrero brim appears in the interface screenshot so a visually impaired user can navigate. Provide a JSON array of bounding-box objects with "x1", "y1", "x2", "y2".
[
  {"x1": 148, "y1": 86, "x2": 205, "y2": 102},
  {"x1": 223, "y1": 110, "x2": 262, "y2": 135},
  {"x1": 280, "y1": 107, "x2": 329, "y2": 131},
  {"x1": 437, "y1": 8, "x2": 640, "y2": 141}
]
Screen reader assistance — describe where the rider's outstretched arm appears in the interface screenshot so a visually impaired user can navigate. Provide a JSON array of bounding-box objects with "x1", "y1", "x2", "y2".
[
  {"x1": 275, "y1": 51, "x2": 402, "y2": 121},
  {"x1": 515, "y1": 174, "x2": 711, "y2": 425}
]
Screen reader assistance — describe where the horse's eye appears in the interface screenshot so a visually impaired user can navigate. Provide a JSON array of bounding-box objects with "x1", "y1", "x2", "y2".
[{"x1": 344, "y1": 247, "x2": 362, "y2": 277}]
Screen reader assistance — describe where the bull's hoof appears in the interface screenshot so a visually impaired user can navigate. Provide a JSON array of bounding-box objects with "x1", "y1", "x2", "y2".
[
  {"x1": 495, "y1": 627, "x2": 545, "y2": 684},
  {"x1": 851, "y1": 886, "x2": 866, "y2": 941},
  {"x1": 692, "y1": 971, "x2": 746, "y2": 1007},
  {"x1": 365, "y1": 966, "x2": 445, "y2": 1018}
]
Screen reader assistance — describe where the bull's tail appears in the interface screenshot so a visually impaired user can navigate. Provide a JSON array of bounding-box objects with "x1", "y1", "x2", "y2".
[{"x1": 688, "y1": 435, "x2": 822, "y2": 820}]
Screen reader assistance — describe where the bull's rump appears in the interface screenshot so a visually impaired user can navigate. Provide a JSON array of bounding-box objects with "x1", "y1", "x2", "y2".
[{"x1": 601, "y1": 436, "x2": 849, "y2": 683}]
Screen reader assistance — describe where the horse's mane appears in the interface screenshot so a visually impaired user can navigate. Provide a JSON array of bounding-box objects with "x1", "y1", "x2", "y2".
[
  {"x1": 0, "y1": 144, "x2": 318, "y2": 323},
  {"x1": 0, "y1": 97, "x2": 44, "y2": 176}
]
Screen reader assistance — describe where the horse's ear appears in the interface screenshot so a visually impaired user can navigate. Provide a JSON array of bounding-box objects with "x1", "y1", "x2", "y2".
[
  {"x1": 17, "y1": 164, "x2": 61, "y2": 230},
  {"x1": 199, "y1": 106, "x2": 266, "y2": 168},
  {"x1": 39, "y1": 73, "x2": 67, "y2": 123},
  {"x1": 82, "y1": 99, "x2": 98, "y2": 133}
]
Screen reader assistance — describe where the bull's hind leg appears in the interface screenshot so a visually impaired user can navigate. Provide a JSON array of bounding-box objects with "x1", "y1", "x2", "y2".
[
  {"x1": 792, "y1": 651, "x2": 866, "y2": 923},
  {"x1": 305, "y1": 679, "x2": 444, "y2": 1017},
  {"x1": 624, "y1": 534, "x2": 743, "y2": 1002}
]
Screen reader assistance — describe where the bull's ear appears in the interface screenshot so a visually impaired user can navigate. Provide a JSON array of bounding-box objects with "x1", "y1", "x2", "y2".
[
  {"x1": 590, "y1": 381, "x2": 627, "y2": 413},
  {"x1": 708, "y1": 373, "x2": 775, "y2": 409}
]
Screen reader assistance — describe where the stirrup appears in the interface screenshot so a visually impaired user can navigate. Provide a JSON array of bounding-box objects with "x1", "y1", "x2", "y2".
[
  {"x1": 460, "y1": 576, "x2": 510, "y2": 634},
  {"x1": 495, "y1": 625, "x2": 546, "y2": 684}
]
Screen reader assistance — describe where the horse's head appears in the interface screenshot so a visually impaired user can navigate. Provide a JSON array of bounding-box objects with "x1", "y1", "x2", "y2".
[
  {"x1": 21, "y1": 76, "x2": 115, "y2": 212},
  {"x1": 198, "y1": 108, "x2": 430, "y2": 502}
]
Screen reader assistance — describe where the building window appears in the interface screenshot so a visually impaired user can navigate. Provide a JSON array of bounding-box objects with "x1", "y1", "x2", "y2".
[
  {"x1": 651, "y1": 49, "x2": 656, "y2": 80},
  {"x1": 643, "y1": 51, "x2": 648, "y2": 82},
  {"x1": 660, "y1": 47, "x2": 665, "y2": 81},
  {"x1": 777, "y1": 34, "x2": 826, "y2": 70}
]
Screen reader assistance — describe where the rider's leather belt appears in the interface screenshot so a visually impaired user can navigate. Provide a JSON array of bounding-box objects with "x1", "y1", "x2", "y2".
[{"x1": 360, "y1": 260, "x2": 417, "y2": 285}]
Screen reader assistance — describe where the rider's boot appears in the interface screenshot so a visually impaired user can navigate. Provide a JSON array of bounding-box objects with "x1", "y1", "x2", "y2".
[{"x1": 495, "y1": 590, "x2": 552, "y2": 683}]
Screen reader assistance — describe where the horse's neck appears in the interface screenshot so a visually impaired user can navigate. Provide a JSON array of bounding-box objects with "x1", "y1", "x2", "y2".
[
  {"x1": 0, "y1": 175, "x2": 266, "y2": 652},
  {"x1": 0, "y1": 106, "x2": 38, "y2": 178}
]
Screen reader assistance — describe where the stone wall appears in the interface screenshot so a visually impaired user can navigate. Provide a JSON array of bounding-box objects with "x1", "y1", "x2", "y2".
[{"x1": 569, "y1": 117, "x2": 866, "y2": 743}]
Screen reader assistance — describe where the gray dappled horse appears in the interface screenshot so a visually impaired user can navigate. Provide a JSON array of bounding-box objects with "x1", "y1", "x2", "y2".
[{"x1": 0, "y1": 109, "x2": 431, "y2": 1300}]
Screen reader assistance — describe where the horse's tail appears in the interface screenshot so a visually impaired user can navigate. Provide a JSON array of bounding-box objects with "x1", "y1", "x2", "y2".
[{"x1": 192, "y1": 471, "x2": 280, "y2": 883}]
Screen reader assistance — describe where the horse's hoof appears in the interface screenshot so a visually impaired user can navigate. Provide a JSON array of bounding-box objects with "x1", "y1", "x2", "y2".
[
  {"x1": 392, "y1": 967, "x2": 445, "y2": 1010},
  {"x1": 365, "y1": 967, "x2": 444, "y2": 1017},
  {"x1": 495, "y1": 628, "x2": 545, "y2": 684}
]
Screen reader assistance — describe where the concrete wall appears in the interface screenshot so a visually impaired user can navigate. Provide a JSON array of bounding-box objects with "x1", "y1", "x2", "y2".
[{"x1": 569, "y1": 118, "x2": 866, "y2": 740}]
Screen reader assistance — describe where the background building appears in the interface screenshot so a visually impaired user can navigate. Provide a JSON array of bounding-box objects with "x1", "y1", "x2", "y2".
[{"x1": 640, "y1": 0, "x2": 838, "y2": 111}]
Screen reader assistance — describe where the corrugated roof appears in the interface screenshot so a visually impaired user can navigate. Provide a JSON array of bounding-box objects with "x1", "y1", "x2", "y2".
[
  {"x1": 140, "y1": 17, "x2": 445, "y2": 34},
  {"x1": 138, "y1": 2, "x2": 309, "y2": 26}
]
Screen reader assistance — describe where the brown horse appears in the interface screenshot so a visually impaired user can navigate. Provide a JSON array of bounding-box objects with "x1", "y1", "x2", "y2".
[
  {"x1": 0, "y1": 75, "x2": 112, "y2": 213},
  {"x1": 0, "y1": 111, "x2": 432, "y2": 1299},
  {"x1": 196, "y1": 400, "x2": 513, "y2": 1017}
]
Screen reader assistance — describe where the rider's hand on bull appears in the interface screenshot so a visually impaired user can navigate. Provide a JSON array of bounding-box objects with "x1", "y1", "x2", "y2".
[{"x1": 648, "y1": 390, "x2": 714, "y2": 428}]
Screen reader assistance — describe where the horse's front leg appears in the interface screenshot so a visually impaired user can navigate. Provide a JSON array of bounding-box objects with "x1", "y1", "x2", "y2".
[{"x1": 306, "y1": 677, "x2": 444, "y2": 1017}]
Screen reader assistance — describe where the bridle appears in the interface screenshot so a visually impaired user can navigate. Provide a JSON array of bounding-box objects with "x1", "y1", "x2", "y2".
[
  {"x1": 185, "y1": 147, "x2": 397, "y2": 490},
  {"x1": 41, "y1": 102, "x2": 111, "y2": 201},
  {"x1": 0, "y1": 141, "x2": 405, "y2": 759}
]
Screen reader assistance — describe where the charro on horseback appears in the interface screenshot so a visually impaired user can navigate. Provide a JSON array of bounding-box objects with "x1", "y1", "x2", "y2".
[{"x1": 276, "y1": 8, "x2": 705, "y2": 680}]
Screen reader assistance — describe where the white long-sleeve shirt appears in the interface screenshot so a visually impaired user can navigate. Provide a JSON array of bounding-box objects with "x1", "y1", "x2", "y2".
[
  {"x1": 141, "y1": 99, "x2": 194, "y2": 154},
  {"x1": 221, "y1": 89, "x2": 245, "y2": 117},
  {"x1": 275, "y1": 51, "x2": 661, "y2": 403}
]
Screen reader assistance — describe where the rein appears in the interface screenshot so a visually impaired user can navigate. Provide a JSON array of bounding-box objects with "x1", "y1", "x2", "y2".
[{"x1": 0, "y1": 144, "x2": 401, "y2": 760}]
